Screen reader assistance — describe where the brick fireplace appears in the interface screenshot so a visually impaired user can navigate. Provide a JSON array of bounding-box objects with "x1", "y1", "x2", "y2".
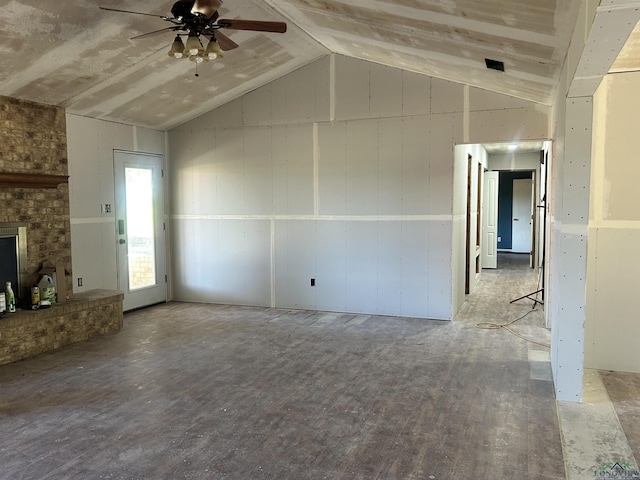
[
  {"x1": 0, "y1": 95, "x2": 123, "y2": 366},
  {"x1": 0, "y1": 95, "x2": 72, "y2": 298}
]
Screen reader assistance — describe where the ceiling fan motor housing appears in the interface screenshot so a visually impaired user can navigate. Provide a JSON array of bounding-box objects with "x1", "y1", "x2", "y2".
[{"x1": 171, "y1": 0, "x2": 195, "y2": 20}]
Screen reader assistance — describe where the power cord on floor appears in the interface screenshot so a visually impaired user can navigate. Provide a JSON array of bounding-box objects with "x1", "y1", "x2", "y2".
[{"x1": 475, "y1": 308, "x2": 551, "y2": 348}]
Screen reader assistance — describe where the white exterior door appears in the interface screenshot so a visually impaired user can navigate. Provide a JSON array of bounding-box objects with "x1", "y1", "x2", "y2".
[
  {"x1": 512, "y1": 178, "x2": 533, "y2": 254},
  {"x1": 482, "y1": 171, "x2": 499, "y2": 269},
  {"x1": 114, "y1": 151, "x2": 167, "y2": 311}
]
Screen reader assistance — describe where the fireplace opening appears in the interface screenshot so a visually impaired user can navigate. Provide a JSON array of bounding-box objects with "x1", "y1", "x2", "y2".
[{"x1": 0, "y1": 223, "x2": 28, "y2": 302}]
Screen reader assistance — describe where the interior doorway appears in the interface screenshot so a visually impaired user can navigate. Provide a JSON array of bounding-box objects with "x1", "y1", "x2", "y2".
[
  {"x1": 465, "y1": 154, "x2": 484, "y2": 294},
  {"x1": 452, "y1": 141, "x2": 551, "y2": 319},
  {"x1": 496, "y1": 171, "x2": 535, "y2": 264},
  {"x1": 512, "y1": 177, "x2": 533, "y2": 253}
]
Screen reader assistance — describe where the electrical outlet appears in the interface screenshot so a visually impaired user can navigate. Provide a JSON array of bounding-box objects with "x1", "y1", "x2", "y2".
[
  {"x1": 104, "y1": 204, "x2": 112, "y2": 214},
  {"x1": 77, "y1": 278, "x2": 83, "y2": 287},
  {"x1": 310, "y1": 278, "x2": 316, "y2": 287}
]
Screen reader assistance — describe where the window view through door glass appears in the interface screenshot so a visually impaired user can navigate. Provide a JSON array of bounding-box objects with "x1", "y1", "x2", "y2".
[{"x1": 125, "y1": 167, "x2": 157, "y2": 290}]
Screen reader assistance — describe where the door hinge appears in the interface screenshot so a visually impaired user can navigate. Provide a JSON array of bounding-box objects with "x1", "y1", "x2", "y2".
[
  {"x1": 163, "y1": 222, "x2": 166, "y2": 231},
  {"x1": 165, "y1": 274, "x2": 168, "y2": 283},
  {"x1": 161, "y1": 169, "x2": 164, "y2": 178}
]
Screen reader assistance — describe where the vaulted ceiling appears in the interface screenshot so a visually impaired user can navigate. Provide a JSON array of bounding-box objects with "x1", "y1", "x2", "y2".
[{"x1": 0, "y1": 0, "x2": 600, "y2": 131}]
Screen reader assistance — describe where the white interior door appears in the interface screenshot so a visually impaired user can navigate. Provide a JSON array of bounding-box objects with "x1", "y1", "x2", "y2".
[
  {"x1": 512, "y1": 178, "x2": 533, "y2": 253},
  {"x1": 482, "y1": 171, "x2": 499, "y2": 269},
  {"x1": 114, "y1": 151, "x2": 167, "y2": 311}
]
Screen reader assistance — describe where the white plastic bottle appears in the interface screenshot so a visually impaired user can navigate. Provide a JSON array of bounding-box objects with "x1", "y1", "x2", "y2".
[
  {"x1": 38, "y1": 275, "x2": 56, "y2": 304},
  {"x1": 5, "y1": 282, "x2": 16, "y2": 313}
]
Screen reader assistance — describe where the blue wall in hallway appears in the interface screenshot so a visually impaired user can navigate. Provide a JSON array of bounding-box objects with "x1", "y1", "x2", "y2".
[{"x1": 497, "y1": 171, "x2": 532, "y2": 250}]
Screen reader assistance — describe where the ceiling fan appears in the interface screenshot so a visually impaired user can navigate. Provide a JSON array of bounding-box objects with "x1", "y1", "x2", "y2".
[{"x1": 100, "y1": 0, "x2": 287, "y2": 63}]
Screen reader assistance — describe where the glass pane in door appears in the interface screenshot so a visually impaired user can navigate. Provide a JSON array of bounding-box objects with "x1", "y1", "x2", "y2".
[{"x1": 125, "y1": 167, "x2": 156, "y2": 290}]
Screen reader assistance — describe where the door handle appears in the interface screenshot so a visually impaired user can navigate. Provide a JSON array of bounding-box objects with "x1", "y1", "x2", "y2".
[
  {"x1": 514, "y1": 218, "x2": 520, "y2": 221},
  {"x1": 119, "y1": 239, "x2": 126, "y2": 245}
]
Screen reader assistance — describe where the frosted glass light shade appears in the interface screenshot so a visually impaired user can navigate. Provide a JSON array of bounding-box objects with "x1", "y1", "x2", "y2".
[
  {"x1": 185, "y1": 34, "x2": 203, "y2": 56},
  {"x1": 168, "y1": 36, "x2": 186, "y2": 58},
  {"x1": 205, "y1": 39, "x2": 224, "y2": 59}
]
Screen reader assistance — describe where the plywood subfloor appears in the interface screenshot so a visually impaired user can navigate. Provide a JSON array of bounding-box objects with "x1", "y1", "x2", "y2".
[{"x1": 0, "y1": 254, "x2": 563, "y2": 479}]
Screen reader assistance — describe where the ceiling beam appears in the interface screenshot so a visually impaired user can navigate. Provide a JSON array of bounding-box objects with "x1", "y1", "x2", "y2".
[{"x1": 569, "y1": 0, "x2": 640, "y2": 97}]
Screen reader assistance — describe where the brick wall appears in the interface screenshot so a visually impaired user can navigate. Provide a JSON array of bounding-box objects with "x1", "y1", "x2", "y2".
[
  {"x1": 130, "y1": 254, "x2": 155, "y2": 289},
  {"x1": 0, "y1": 95, "x2": 72, "y2": 298}
]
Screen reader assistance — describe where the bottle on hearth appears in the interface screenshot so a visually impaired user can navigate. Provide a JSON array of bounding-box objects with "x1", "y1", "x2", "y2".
[{"x1": 5, "y1": 282, "x2": 16, "y2": 313}]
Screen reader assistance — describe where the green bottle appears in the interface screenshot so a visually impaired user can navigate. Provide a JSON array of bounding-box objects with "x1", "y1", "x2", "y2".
[{"x1": 5, "y1": 282, "x2": 16, "y2": 313}]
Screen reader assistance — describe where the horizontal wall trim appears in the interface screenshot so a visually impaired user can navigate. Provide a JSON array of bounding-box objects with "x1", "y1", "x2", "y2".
[
  {"x1": 70, "y1": 217, "x2": 114, "y2": 225},
  {"x1": 589, "y1": 220, "x2": 640, "y2": 230},
  {"x1": 171, "y1": 214, "x2": 453, "y2": 222}
]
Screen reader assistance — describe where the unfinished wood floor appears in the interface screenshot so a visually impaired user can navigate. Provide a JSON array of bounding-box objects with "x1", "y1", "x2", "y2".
[{"x1": 0, "y1": 254, "x2": 564, "y2": 479}]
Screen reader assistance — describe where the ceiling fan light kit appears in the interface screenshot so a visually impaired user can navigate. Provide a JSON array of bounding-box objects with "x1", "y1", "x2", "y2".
[{"x1": 101, "y1": 0, "x2": 286, "y2": 73}]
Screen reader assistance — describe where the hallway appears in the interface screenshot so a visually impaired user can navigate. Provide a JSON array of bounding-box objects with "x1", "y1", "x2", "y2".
[{"x1": 473, "y1": 253, "x2": 640, "y2": 480}]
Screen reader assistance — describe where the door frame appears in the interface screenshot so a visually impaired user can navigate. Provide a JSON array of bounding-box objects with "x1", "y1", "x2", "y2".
[
  {"x1": 492, "y1": 169, "x2": 537, "y2": 267},
  {"x1": 113, "y1": 150, "x2": 168, "y2": 311}
]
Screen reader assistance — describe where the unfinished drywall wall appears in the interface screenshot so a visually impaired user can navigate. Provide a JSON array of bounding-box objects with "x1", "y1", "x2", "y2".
[
  {"x1": 546, "y1": 0, "x2": 596, "y2": 402},
  {"x1": 66, "y1": 115, "x2": 165, "y2": 294},
  {"x1": 548, "y1": 93, "x2": 592, "y2": 403},
  {"x1": 489, "y1": 151, "x2": 541, "y2": 172},
  {"x1": 451, "y1": 89, "x2": 549, "y2": 317},
  {"x1": 545, "y1": 0, "x2": 640, "y2": 402},
  {"x1": 171, "y1": 54, "x2": 550, "y2": 320},
  {"x1": 452, "y1": 144, "x2": 488, "y2": 312},
  {"x1": 585, "y1": 72, "x2": 640, "y2": 373},
  {"x1": 170, "y1": 55, "x2": 454, "y2": 319}
]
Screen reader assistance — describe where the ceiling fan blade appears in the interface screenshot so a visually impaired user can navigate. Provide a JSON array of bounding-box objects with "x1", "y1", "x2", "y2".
[
  {"x1": 191, "y1": 0, "x2": 222, "y2": 19},
  {"x1": 218, "y1": 19, "x2": 287, "y2": 33},
  {"x1": 214, "y1": 31, "x2": 239, "y2": 51},
  {"x1": 99, "y1": 6, "x2": 168, "y2": 20},
  {"x1": 130, "y1": 27, "x2": 180, "y2": 40}
]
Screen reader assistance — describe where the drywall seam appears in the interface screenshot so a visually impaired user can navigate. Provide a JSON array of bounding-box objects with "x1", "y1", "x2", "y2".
[
  {"x1": 555, "y1": 222, "x2": 589, "y2": 236},
  {"x1": 171, "y1": 214, "x2": 453, "y2": 222},
  {"x1": 463, "y1": 85, "x2": 470, "y2": 143},
  {"x1": 589, "y1": 220, "x2": 640, "y2": 229},
  {"x1": 313, "y1": 122, "x2": 320, "y2": 216},
  {"x1": 330, "y1": 54, "x2": 336, "y2": 122},
  {"x1": 590, "y1": 76, "x2": 608, "y2": 223},
  {"x1": 270, "y1": 218, "x2": 276, "y2": 308},
  {"x1": 70, "y1": 217, "x2": 114, "y2": 225},
  {"x1": 133, "y1": 126, "x2": 138, "y2": 152}
]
